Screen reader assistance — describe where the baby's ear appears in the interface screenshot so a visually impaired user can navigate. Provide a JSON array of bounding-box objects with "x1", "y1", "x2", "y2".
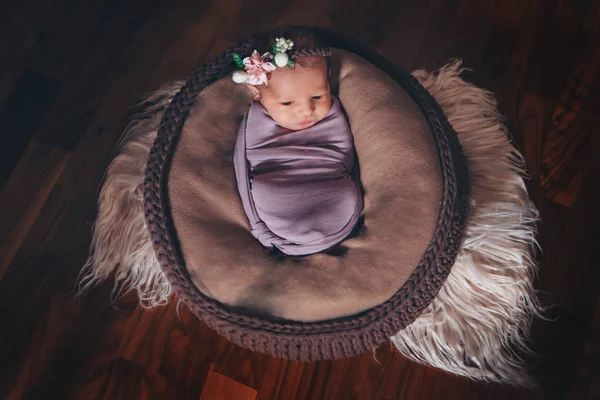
[{"x1": 246, "y1": 84, "x2": 261, "y2": 100}]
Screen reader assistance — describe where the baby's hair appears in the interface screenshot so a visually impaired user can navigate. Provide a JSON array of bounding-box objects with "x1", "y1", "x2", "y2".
[{"x1": 253, "y1": 27, "x2": 330, "y2": 69}]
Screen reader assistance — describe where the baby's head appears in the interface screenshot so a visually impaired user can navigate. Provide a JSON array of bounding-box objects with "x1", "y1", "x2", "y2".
[
  {"x1": 249, "y1": 57, "x2": 331, "y2": 131},
  {"x1": 241, "y1": 29, "x2": 332, "y2": 131}
]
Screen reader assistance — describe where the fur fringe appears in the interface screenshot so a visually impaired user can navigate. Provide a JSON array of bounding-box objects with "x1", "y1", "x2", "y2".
[
  {"x1": 391, "y1": 60, "x2": 543, "y2": 386},
  {"x1": 77, "y1": 63, "x2": 542, "y2": 385},
  {"x1": 75, "y1": 81, "x2": 184, "y2": 307}
]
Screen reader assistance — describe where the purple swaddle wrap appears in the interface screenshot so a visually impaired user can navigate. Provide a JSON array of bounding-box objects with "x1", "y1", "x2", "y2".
[{"x1": 233, "y1": 96, "x2": 363, "y2": 256}]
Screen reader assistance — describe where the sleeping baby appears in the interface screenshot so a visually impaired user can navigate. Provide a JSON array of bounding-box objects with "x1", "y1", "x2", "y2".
[{"x1": 232, "y1": 32, "x2": 363, "y2": 256}]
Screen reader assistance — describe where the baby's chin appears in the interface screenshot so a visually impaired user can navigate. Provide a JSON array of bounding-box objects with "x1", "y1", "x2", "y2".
[
  {"x1": 279, "y1": 119, "x2": 318, "y2": 131},
  {"x1": 276, "y1": 111, "x2": 331, "y2": 131}
]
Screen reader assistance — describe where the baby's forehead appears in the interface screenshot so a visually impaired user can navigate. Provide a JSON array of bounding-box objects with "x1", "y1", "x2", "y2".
[
  {"x1": 265, "y1": 65, "x2": 329, "y2": 97},
  {"x1": 269, "y1": 77, "x2": 327, "y2": 94}
]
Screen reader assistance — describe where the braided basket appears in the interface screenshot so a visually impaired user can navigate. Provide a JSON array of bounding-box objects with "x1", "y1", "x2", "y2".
[{"x1": 142, "y1": 26, "x2": 470, "y2": 361}]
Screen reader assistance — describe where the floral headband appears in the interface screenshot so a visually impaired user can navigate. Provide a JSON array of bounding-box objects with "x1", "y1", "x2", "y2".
[{"x1": 231, "y1": 37, "x2": 297, "y2": 86}]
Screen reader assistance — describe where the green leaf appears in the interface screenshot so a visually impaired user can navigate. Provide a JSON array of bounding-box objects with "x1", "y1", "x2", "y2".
[
  {"x1": 232, "y1": 53, "x2": 244, "y2": 68},
  {"x1": 287, "y1": 60, "x2": 295, "y2": 67},
  {"x1": 272, "y1": 43, "x2": 279, "y2": 55}
]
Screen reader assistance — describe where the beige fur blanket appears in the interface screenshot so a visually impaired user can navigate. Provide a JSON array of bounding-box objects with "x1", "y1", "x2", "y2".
[{"x1": 77, "y1": 60, "x2": 542, "y2": 386}]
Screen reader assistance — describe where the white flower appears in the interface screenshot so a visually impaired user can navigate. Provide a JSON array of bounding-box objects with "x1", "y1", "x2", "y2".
[
  {"x1": 232, "y1": 70, "x2": 248, "y2": 83},
  {"x1": 274, "y1": 52, "x2": 289, "y2": 67},
  {"x1": 275, "y1": 37, "x2": 294, "y2": 53}
]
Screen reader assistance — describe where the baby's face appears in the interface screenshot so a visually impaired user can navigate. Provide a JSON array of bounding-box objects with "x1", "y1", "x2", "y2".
[{"x1": 256, "y1": 59, "x2": 331, "y2": 131}]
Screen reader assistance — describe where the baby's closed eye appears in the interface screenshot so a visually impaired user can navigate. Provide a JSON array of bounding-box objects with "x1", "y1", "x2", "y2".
[{"x1": 280, "y1": 95, "x2": 323, "y2": 106}]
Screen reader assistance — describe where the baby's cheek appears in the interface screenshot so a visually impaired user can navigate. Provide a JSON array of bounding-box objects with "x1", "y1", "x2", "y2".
[
  {"x1": 272, "y1": 109, "x2": 291, "y2": 126},
  {"x1": 274, "y1": 108, "x2": 289, "y2": 122},
  {"x1": 320, "y1": 104, "x2": 331, "y2": 119}
]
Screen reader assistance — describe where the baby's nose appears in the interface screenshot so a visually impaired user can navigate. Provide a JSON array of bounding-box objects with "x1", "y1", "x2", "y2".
[{"x1": 301, "y1": 102, "x2": 315, "y2": 115}]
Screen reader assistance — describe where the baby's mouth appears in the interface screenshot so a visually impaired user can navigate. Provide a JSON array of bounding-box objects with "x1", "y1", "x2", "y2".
[{"x1": 299, "y1": 119, "x2": 313, "y2": 127}]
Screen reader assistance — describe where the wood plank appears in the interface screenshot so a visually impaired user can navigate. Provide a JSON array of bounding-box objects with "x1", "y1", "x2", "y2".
[
  {"x1": 144, "y1": 0, "x2": 234, "y2": 85},
  {"x1": 543, "y1": 129, "x2": 600, "y2": 318},
  {"x1": 0, "y1": 283, "x2": 138, "y2": 399},
  {"x1": 96, "y1": 302, "x2": 178, "y2": 399},
  {"x1": 0, "y1": 0, "x2": 225, "y2": 395},
  {"x1": 367, "y1": 343, "x2": 476, "y2": 400},
  {"x1": 255, "y1": 357, "x2": 295, "y2": 400},
  {"x1": 0, "y1": 0, "x2": 225, "y2": 333},
  {"x1": 320, "y1": 357, "x2": 363, "y2": 399},
  {"x1": 376, "y1": 0, "x2": 460, "y2": 71},
  {"x1": 117, "y1": 303, "x2": 178, "y2": 373},
  {"x1": 517, "y1": 91, "x2": 553, "y2": 204},
  {"x1": 156, "y1": 306, "x2": 222, "y2": 399},
  {"x1": 539, "y1": 11, "x2": 600, "y2": 205},
  {"x1": 527, "y1": 97, "x2": 600, "y2": 400},
  {"x1": 517, "y1": 91, "x2": 600, "y2": 399},
  {"x1": 0, "y1": 0, "x2": 599, "y2": 399},
  {"x1": 209, "y1": 338, "x2": 270, "y2": 391},
  {"x1": 0, "y1": 139, "x2": 69, "y2": 281},
  {"x1": 432, "y1": 0, "x2": 497, "y2": 76},
  {"x1": 199, "y1": 370, "x2": 257, "y2": 400},
  {"x1": 0, "y1": 0, "x2": 55, "y2": 104},
  {"x1": 530, "y1": 309, "x2": 590, "y2": 400},
  {"x1": 0, "y1": 70, "x2": 63, "y2": 188},
  {"x1": 570, "y1": 290, "x2": 600, "y2": 400},
  {"x1": 522, "y1": 0, "x2": 591, "y2": 100},
  {"x1": 65, "y1": 291, "x2": 140, "y2": 400},
  {"x1": 98, "y1": 357, "x2": 154, "y2": 400},
  {"x1": 329, "y1": 0, "x2": 405, "y2": 49},
  {"x1": 479, "y1": 0, "x2": 554, "y2": 152},
  {"x1": 29, "y1": 0, "x2": 161, "y2": 151}
]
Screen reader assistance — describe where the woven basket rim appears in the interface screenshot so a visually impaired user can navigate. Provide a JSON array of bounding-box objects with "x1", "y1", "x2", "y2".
[{"x1": 142, "y1": 25, "x2": 470, "y2": 361}]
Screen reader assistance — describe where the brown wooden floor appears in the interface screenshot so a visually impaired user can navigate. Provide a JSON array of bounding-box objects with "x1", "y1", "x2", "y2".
[{"x1": 1, "y1": 0, "x2": 599, "y2": 399}]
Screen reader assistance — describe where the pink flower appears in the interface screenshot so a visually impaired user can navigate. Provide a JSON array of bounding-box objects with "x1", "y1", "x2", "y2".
[{"x1": 243, "y1": 50, "x2": 276, "y2": 85}]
